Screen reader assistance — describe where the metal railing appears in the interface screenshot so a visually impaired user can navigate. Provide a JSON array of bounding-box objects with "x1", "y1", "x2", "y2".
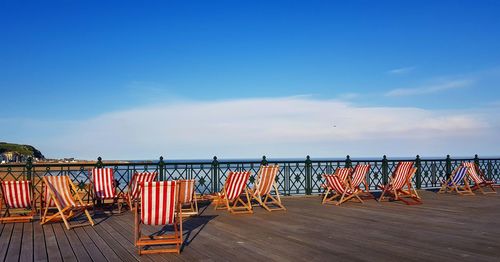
[{"x1": 1, "y1": 155, "x2": 499, "y2": 202}]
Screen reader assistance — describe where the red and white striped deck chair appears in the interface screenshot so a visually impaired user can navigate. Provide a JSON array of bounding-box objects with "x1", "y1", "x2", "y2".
[
  {"x1": 462, "y1": 162, "x2": 496, "y2": 194},
  {"x1": 214, "y1": 171, "x2": 253, "y2": 214},
  {"x1": 125, "y1": 171, "x2": 158, "y2": 210},
  {"x1": 90, "y1": 168, "x2": 123, "y2": 213},
  {"x1": 322, "y1": 173, "x2": 363, "y2": 205},
  {"x1": 40, "y1": 176, "x2": 94, "y2": 230},
  {"x1": 378, "y1": 162, "x2": 421, "y2": 205},
  {"x1": 135, "y1": 181, "x2": 183, "y2": 255},
  {"x1": 0, "y1": 180, "x2": 36, "y2": 223},
  {"x1": 250, "y1": 165, "x2": 285, "y2": 212},
  {"x1": 351, "y1": 164, "x2": 374, "y2": 199},
  {"x1": 438, "y1": 166, "x2": 474, "y2": 195},
  {"x1": 178, "y1": 179, "x2": 198, "y2": 217}
]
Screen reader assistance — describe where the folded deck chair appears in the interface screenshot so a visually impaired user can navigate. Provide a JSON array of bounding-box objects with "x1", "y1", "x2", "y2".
[
  {"x1": 214, "y1": 171, "x2": 253, "y2": 214},
  {"x1": 40, "y1": 176, "x2": 94, "y2": 230},
  {"x1": 0, "y1": 180, "x2": 36, "y2": 223},
  {"x1": 250, "y1": 165, "x2": 286, "y2": 212},
  {"x1": 378, "y1": 162, "x2": 422, "y2": 205},
  {"x1": 124, "y1": 171, "x2": 158, "y2": 210},
  {"x1": 462, "y1": 162, "x2": 496, "y2": 194},
  {"x1": 438, "y1": 166, "x2": 474, "y2": 195},
  {"x1": 135, "y1": 181, "x2": 182, "y2": 255},
  {"x1": 351, "y1": 164, "x2": 374, "y2": 199},
  {"x1": 178, "y1": 179, "x2": 198, "y2": 217},
  {"x1": 322, "y1": 172, "x2": 363, "y2": 205},
  {"x1": 90, "y1": 168, "x2": 123, "y2": 213}
]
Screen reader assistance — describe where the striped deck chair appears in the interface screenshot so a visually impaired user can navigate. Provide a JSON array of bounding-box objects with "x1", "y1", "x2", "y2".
[
  {"x1": 124, "y1": 171, "x2": 158, "y2": 210},
  {"x1": 135, "y1": 181, "x2": 182, "y2": 255},
  {"x1": 378, "y1": 162, "x2": 422, "y2": 205},
  {"x1": 351, "y1": 164, "x2": 374, "y2": 199},
  {"x1": 40, "y1": 176, "x2": 94, "y2": 230},
  {"x1": 250, "y1": 165, "x2": 286, "y2": 212},
  {"x1": 214, "y1": 171, "x2": 253, "y2": 214},
  {"x1": 178, "y1": 179, "x2": 198, "y2": 217},
  {"x1": 90, "y1": 168, "x2": 123, "y2": 213},
  {"x1": 438, "y1": 166, "x2": 473, "y2": 195},
  {"x1": 0, "y1": 180, "x2": 36, "y2": 223},
  {"x1": 322, "y1": 172, "x2": 363, "y2": 205},
  {"x1": 462, "y1": 162, "x2": 496, "y2": 194}
]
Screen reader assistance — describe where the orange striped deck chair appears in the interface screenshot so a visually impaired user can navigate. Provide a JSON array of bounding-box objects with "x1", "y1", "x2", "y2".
[
  {"x1": 351, "y1": 164, "x2": 374, "y2": 199},
  {"x1": 378, "y1": 161, "x2": 421, "y2": 205},
  {"x1": 124, "y1": 171, "x2": 158, "y2": 210},
  {"x1": 250, "y1": 165, "x2": 285, "y2": 211},
  {"x1": 178, "y1": 179, "x2": 198, "y2": 217},
  {"x1": 214, "y1": 171, "x2": 253, "y2": 214},
  {"x1": 90, "y1": 168, "x2": 123, "y2": 213},
  {"x1": 135, "y1": 181, "x2": 182, "y2": 255},
  {"x1": 40, "y1": 176, "x2": 94, "y2": 230},
  {"x1": 462, "y1": 162, "x2": 496, "y2": 194},
  {"x1": 0, "y1": 180, "x2": 36, "y2": 223},
  {"x1": 438, "y1": 166, "x2": 474, "y2": 195},
  {"x1": 322, "y1": 168, "x2": 363, "y2": 205}
]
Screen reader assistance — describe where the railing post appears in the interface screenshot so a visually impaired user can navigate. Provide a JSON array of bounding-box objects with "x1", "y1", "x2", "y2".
[
  {"x1": 96, "y1": 157, "x2": 103, "y2": 168},
  {"x1": 261, "y1": 155, "x2": 268, "y2": 166},
  {"x1": 445, "y1": 154, "x2": 452, "y2": 180},
  {"x1": 212, "y1": 156, "x2": 219, "y2": 194},
  {"x1": 415, "y1": 155, "x2": 421, "y2": 189},
  {"x1": 345, "y1": 155, "x2": 352, "y2": 168},
  {"x1": 159, "y1": 156, "x2": 165, "y2": 181},
  {"x1": 26, "y1": 157, "x2": 33, "y2": 181},
  {"x1": 305, "y1": 155, "x2": 312, "y2": 195},
  {"x1": 382, "y1": 155, "x2": 388, "y2": 185}
]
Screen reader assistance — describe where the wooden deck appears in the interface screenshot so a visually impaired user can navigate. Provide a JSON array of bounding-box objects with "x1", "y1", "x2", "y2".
[{"x1": 1, "y1": 191, "x2": 500, "y2": 261}]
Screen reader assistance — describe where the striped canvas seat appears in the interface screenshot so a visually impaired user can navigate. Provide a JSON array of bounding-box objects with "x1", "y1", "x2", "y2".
[
  {"x1": 44, "y1": 176, "x2": 77, "y2": 208},
  {"x1": 125, "y1": 171, "x2": 158, "y2": 210},
  {"x1": 352, "y1": 164, "x2": 370, "y2": 188},
  {"x1": 135, "y1": 181, "x2": 183, "y2": 254},
  {"x1": 214, "y1": 171, "x2": 253, "y2": 214},
  {"x1": 92, "y1": 168, "x2": 117, "y2": 199},
  {"x1": 251, "y1": 165, "x2": 286, "y2": 211},
  {"x1": 1, "y1": 181, "x2": 32, "y2": 209},
  {"x1": 448, "y1": 166, "x2": 468, "y2": 186},
  {"x1": 322, "y1": 173, "x2": 363, "y2": 205},
  {"x1": 378, "y1": 161, "x2": 421, "y2": 205},
  {"x1": 178, "y1": 179, "x2": 198, "y2": 216},
  {"x1": 321, "y1": 167, "x2": 351, "y2": 189},
  {"x1": 438, "y1": 166, "x2": 474, "y2": 195},
  {"x1": 324, "y1": 174, "x2": 353, "y2": 195},
  {"x1": 462, "y1": 162, "x2": 496, "y2": 194}
]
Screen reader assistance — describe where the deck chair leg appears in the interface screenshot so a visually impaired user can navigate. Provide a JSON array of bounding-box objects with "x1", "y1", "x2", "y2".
[{"x1": 322, "y1": 188, "x2": 331, "y2": 204}]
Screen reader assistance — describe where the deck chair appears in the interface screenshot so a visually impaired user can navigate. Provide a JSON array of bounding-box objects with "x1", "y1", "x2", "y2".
[
  {"x1": 135, "y1": 181, "x2": 183, "y2": 255},
  {"x1": 178, "y1": 179, "x2": 198, "y2": 217},
  {"x1": 378, "y1": 162, "x2": 422, "y2": 205},
  {"x1": 0, "y1": 180, "x2": 36, "y2": 223},
  {"x1": 124, "y1": 171, "x2": 158, "y2": 210},
  {"x1": 214, "y1": 171, "x2": 253, "y2": 214},
  {"x1": 90, "y1": 168, "x2": 123, "y2": 213},
  {"x1": 40, "y1": 176, "x2": 94, "y2": 230},
  {"x1": 250, "y1": 165, "x2": 286, "y2": 212},
  {"x1": 351, "y1": 164, "x2": 374, "y2": 199},
  {"x1": 462, "y1": 162, "x2": 496, "y2": 194},
  {"x1": 438, "y1": 166, "x2": 473, "y2": 195},
  {"x1": 322, "y1": 172, "x2": 363, "y2": 205}
]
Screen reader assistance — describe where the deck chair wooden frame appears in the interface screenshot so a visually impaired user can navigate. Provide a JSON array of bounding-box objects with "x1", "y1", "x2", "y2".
[
  {"x1": 378, "y1": 162, "x2": 422, "y2": 205},
  {"x1": 124, "y1": 171, "x2": 158, "y2": 211},
  {"x1": 351, "y1": 164, "x2": 374, "y2": 199},
  {"x1": 178, "y1": 179, "x2": 198, "y2": 217},
  {"x1": 40, "y1": 176, "x2": 94, "y2": 230},
  {"x1": 214, "y1": 171, "x2": 253, "y2": 214},
  {"x1": 89, "y1": 168, "x2": 123, "y2": 213},
  {"x1": 135, "y1": 181, "x2": 183, "y2": 255},
  {"x1": 0, "y1": 180, "x2": 36, "y2": 223},
  {"x1": 438, "y1": 166, "x2": 474, "y2": 195},
  {"x1": 322, "y1": 172, "x2": 364, "y2": 205},
  {"x1": 250, "y1": 165, "x2": 286, "y2": 212},
  {"x1": 462, "y1": 162, "x2": 496, "y2": 194}
]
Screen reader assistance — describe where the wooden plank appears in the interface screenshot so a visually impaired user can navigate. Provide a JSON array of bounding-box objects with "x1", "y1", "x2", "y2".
[
  {"x1": 73, "y1": 227, "x2": 107, "y2": 262},
  {"x1": 20, "y1": 222, "x2": 33, "y2": 262},
  {"x1": 51, "y1": 223, "x2": 78, "y2": 262},
  {"x1": 5, "y1": 222, "x2": 24, "y2": 262},
  {"x1": 92, "y1": 221, "x2": 139, "y2": 262},
  {"x1": 61, "y1": 223, "x2": 93, "y2": 262},
  {"x1": 0, "y1": 223, "x2": 14, "y2": 261},
  {"x1": 43, "y1": 224, "x2": 62, "y2": 262},
  {"x1": 82, "y1": 224, "x2": 122, "y2": 261},
  {"x1": 33, "y1": 222, "x2": 48, "y2": 262}
]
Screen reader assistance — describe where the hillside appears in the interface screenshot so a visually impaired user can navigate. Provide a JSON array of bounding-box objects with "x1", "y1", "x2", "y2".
[{"x1": 0, "y1": 142, "x2": 45, "y2": 159}]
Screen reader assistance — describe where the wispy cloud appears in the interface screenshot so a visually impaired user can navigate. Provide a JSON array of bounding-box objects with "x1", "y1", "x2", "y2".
[
  {"x1": 2, "y1": 96, "x2": 496, "y2": 159},
  {"x1": 387, "y1": 67, "x2": 415, "y2": 75},
  {"x1": 385, "y1": 79, "x2": 474, "y2": 97}
]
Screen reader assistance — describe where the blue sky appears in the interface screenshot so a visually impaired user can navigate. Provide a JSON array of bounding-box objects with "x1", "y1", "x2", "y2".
[{"x1": 1, "y1": 1, "x2": 500, "y2": 159}]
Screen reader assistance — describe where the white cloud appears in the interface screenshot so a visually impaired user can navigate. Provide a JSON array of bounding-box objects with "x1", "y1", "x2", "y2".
[
  {"x1": 385, "y1": 79, "x2": 473, "y2": 97},
  {"x1": 3, "y1": 96, "x2": 497, "y2": 160},
  {"x1": 387, "y1": 67, "x2": 415, "y2": 75}
]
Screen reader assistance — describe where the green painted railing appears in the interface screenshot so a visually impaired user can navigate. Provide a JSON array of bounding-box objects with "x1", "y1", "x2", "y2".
[{"x1": 1, "y1": 155, "x2": 499, "y2": 200}]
